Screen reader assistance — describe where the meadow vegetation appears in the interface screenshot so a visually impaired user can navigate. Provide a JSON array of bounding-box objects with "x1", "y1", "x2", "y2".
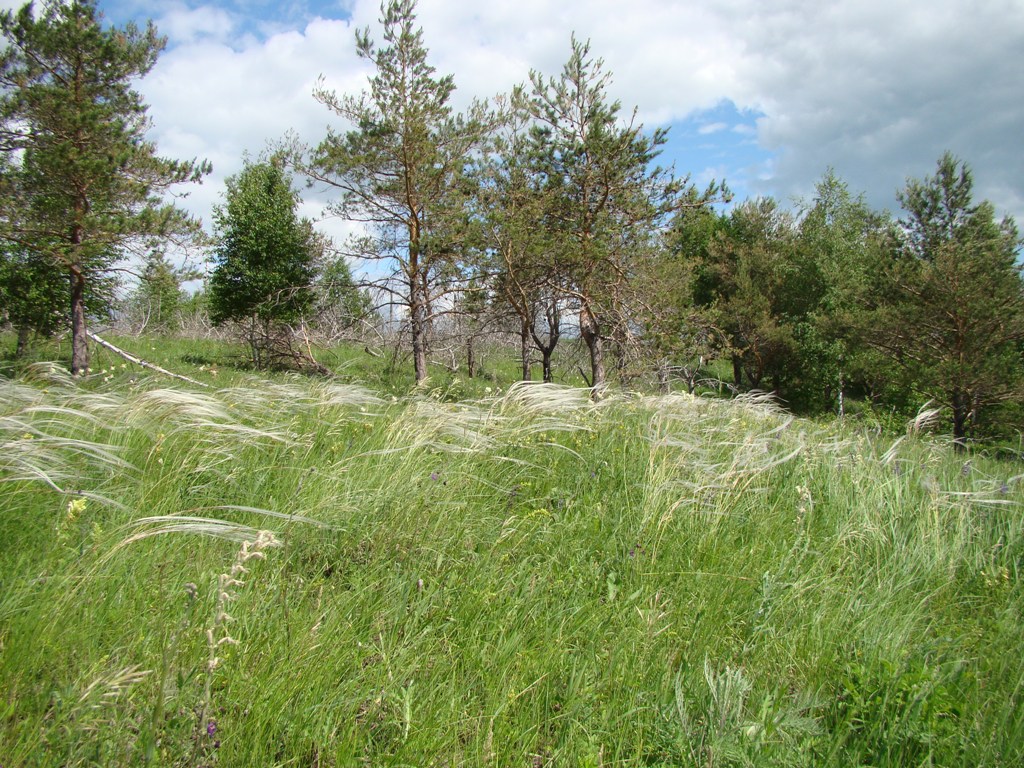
[{"x1": 1, "y1": 337, "x2": 1022, "y2": 766}]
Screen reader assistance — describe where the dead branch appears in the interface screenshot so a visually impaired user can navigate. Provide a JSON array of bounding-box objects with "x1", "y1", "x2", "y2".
[{"x1": 87, "y1": 331, "x2": 211, "y2": 388}]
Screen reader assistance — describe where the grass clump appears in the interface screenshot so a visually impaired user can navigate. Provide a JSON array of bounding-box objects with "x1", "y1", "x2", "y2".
[{"x1": 0, "y1": 366, "x2": 1022, "y2": 766}]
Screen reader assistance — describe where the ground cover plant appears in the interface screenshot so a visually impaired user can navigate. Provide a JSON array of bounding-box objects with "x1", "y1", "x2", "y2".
[{"x1": 1, "y1": 351, "x2": 1023, "y2": 766}]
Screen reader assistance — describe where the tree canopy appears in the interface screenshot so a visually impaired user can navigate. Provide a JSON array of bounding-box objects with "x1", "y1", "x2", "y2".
[
  {"x1": 306, "y1": 0, "x2": 490, "y2": 383},
  {"x1": 0, "y1": 0, "x2": 209, "y2": 373},
  {"x1": 209, "y1": 159, "x2": 318, "y2": 367}
]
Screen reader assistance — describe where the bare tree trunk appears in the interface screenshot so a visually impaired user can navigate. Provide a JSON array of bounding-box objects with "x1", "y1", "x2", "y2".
[
  {"x1": 532, "y1": 300, "x2": 560, "y2": 384},
  {"x1": 466, "y1": 335, "x2": 476, "y2": 379},
  {"x1": 410, "y1": 281, "x2": 429, "y2": 383},
  {"x1": 541, "y1": 348, "x2": 554, "y2": 383},
  {"x1": 88, "y1": 331, "x2": 210, "y2": 388},
  {"x1": 657, "y1": 360, "x2": 671, "y2": 394},
  {"x1": 70, "y1": 267, "x2": 89, "y2": 375}
]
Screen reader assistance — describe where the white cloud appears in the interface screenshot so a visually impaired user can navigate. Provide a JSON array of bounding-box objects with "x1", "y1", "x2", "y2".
[
  {"x1": 698, "y1": 122, "x2": 728, "y2": 136},
  {"x1": 155, "y1": 2, "x2": 236, "y2": 44},
  {"x1": 723, "y1": 0, "x2": 1024, "y2": 215},
  {"x1": 129, "y1": 0, "x2": 1023, "y2": 242}
]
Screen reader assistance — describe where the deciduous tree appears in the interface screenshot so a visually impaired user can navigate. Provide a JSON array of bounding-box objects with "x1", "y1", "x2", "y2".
[{"x1": 209, "y1": 159, "x2": 318, "y2": 367}]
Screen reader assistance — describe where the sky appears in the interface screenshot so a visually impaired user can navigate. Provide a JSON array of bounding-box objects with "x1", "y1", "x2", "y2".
[{"x1": 7, "y1": 0, "x2": 1024, "y2": 254}]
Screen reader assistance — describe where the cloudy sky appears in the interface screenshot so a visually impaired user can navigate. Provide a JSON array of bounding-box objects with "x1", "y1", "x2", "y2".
[{"x1": 16, "y1": 0, "x2": 1024, "y2": 243}]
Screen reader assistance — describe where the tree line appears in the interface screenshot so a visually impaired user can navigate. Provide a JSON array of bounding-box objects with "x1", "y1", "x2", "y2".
[{"x1": 1, "y1": 0, "x2": 1022, "y2": 450}]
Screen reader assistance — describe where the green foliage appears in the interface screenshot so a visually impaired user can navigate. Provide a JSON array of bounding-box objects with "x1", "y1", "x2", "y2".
[
  {"x1": 0, "y1": 0, "x2": 209, "y2": 374},
  {"x1": 703, "y1": 198, "x2": 803, "y2": 392},
  {"x1": 0, "y1": 242, "x2": 67, "y2": 349},
  {"x1": 209, "y1": 159, "x2": 317, "y2": 329},
  {"x1": 473, "y1": 98, "x2": 565, "y2": 382},
  {"x1": 315, "y1": 256, "x2": 373, "y2": 333},
  {"x1": 828, "y1": 654, "x2": 965, "y2": 764},
  {"x1": 126, "y1": 252, "x2": 187, "y2": 334}
]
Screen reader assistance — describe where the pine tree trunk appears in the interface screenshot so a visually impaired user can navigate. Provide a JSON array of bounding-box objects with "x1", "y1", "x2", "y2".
[
  {"x1": 70, "y1": 268, "x2": 89, "y2": 375},
  {"x1": 580, "y1": 305, "x2": 605, "y2": 396},
  {"x1": 15, "y1": 326, "x2": 31, "y2": 358},
  {"x1": 520, "y1": 319, "x2": 532, "y2": 381},
  {"x1": 410, "y1": 294, "x2": 428, "y2": 384},
  {"x1": 466, "y1": 336, "x2": 476, "y2": 379},
  {"x1": 408, "y1": 225, "x2": 429, "y2": 384},
  {"x1": 952, "y1": 390, "x2": 969, "y2": 453}
]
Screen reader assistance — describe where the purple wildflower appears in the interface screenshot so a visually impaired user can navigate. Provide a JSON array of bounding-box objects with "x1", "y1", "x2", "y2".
[
  {"x1": 430, "y1": 471, "x2": 439, "y2": 482},
  {"x1": 206, "y1": 719, "x2": 217, "y2": 738}
]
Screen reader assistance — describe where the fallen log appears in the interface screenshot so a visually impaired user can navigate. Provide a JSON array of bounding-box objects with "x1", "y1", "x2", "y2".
[{"x1": 86, "y1": 331, "x2": 211, "y2": 389}]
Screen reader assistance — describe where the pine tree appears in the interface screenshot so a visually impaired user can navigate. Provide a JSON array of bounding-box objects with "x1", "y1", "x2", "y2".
[
  {"x1": 306, "y1": 0, "x2": 489, "y2": 383},
  {"x1": 474, "y1": 99, "x2": 565, "y2": 382},
  {"x1": 128, "y1": 251, "x2": 186, "y2": 334},
  {"x1": 877, "y1": 154, "x2": 1024, "y2": 450},
  {"x1": 0, "y1": 0, "x2": 209, "y2": 374},
  {"x1": 526, "y1": 37, "x2": 725, "y2": 393}
]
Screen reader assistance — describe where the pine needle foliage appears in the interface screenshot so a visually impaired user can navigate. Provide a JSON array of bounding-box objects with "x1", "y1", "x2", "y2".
[{"x1": 0, "y1": 0, "x2": 210, "y2": 374}]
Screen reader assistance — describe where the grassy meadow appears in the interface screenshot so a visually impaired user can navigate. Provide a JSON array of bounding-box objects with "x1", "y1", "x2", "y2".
[{"x1": 1, "y1": 337, "x2": 1023, "y2": 766}]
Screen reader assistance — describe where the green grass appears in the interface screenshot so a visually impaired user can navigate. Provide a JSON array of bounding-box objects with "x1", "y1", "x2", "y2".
[{"x1": 1, "y1": 343, "x2": 1023, "y2": 766}]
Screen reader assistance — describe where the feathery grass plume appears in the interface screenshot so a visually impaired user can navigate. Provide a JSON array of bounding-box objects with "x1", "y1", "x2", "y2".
[
  {"x1": 0, "y1": 378, "x2": 50, "y2": 409},
  {"x1": 309, "y1": 381, "x2": 383, "y2": 410},
  {"x1": 1, "y1": 395, "x2": 138, "y2": 512},
  {"x1": 642, "y1": 391, "x2": 803, "y2": 535},
  {"x1": 908, "y1": 400, "x2": 943, "y2": 435},
  {"x1": 880, "y1": 435, "x2": 906, "y2": 465},
  {"x1": 63, "y1": 390, "x2": 126, "y2": 417},
  {"x1": 183, "y1": 419, "x2": 294, "y2": 445},
  {"x1": 18, "y1": 403, "x2": 112, "y2": 430},
  {"x1": 498, "y1": 380, "x2": 592, "y2": 416},
  {"x1": 383, "y1": 399, "x2": 500, "y2": 454},
  {"x1": 21, "y1": 361, "x2": 77, "y2": 388},
  {"x1": 126, "y1": 388, "x2": 232, "y2": 427},
  {"x1": 112, "y1": 515, "x2": 289, "y2": 550},
  {"x1": 733, "y1": 389, "x2": 788, "y2": 416}
]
